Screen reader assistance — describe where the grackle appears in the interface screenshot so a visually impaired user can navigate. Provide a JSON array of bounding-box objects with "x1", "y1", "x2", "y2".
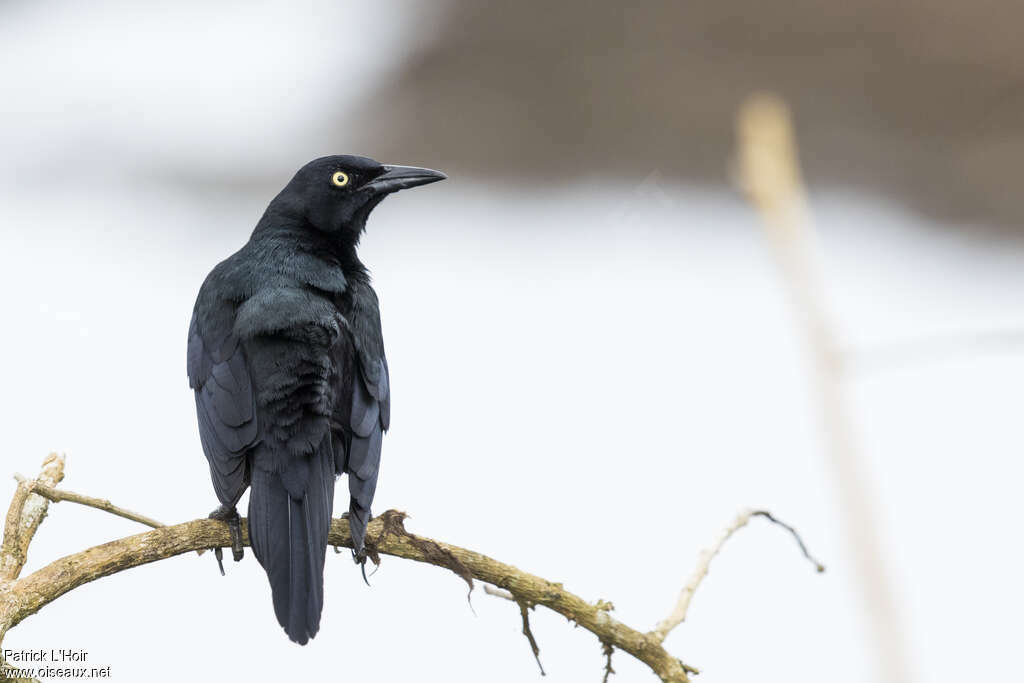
[{"x1": 186, "y1": 155, "x2": 445, "y2": 644}]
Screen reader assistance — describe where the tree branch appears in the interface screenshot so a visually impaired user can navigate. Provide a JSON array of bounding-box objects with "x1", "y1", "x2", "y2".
[
  {"x1": 0, "y1": 506, "x2": 695, "y2": 681},
  {"x1": 13, "y1": 475, "x2": 165, "y2": 531},
  {"x1": 483, "y1": 584, "x2": 516, "y2": 601},
  {"x1": 0, "y1": 481, "x2": 34, "y2": 582},
  {"x1": 1, "y1": 454, "x2": 64, "y2": 581},
  {"x1": 651, "y1": 507, "x2": 824, "y2": 643},
  {"x1": 0, "y1": 456, "x2": 822, "y2": 682}
]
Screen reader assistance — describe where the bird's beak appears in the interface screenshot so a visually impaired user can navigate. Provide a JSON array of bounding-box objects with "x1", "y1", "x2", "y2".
[{"x1": 362, "y1": 165, "x2": 447, "y2": 194}]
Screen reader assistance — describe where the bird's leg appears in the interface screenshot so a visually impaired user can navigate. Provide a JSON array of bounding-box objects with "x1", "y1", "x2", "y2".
[
  {"x1": 334, "y1": 510, "x2": 351, "y2": 554},
  {"x1": 349, "y1": 548, "x2": 373, "y2": 586},
  {"x1": 336, "y1": 510, "x2": 373, "y2": 584},
  {"x1": 212, "y1": 547, "x2": 225, "y2": 576},
  {"x1": 209, "y1": 504, "x2": 245, "y2": 566}
]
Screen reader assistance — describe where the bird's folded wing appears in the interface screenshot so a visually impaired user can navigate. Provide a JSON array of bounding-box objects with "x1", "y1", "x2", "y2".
[
  {"x1": 188, "y1": 311, "x2": 258, "y2": 503},
  {"x1": 344, "y1": 355, "x2": 389, "y2": 550}
]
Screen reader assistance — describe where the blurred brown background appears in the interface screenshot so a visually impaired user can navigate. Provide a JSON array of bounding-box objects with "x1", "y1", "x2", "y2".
[{"x1": 361, "y1": 0, "x2": 1024, "y2": 229}]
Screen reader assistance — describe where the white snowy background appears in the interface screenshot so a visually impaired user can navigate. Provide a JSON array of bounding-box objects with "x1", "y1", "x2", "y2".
[{"x1": 1, "y1": 2, "x2": 1022, "y2": 681}]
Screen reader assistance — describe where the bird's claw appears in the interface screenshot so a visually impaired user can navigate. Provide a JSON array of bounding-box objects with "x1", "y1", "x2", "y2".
[
  {"x1": 351, "y1": 547, "x2": 372, "y2": 586},
  {"x1": 209, "y1": 504, "x2": 245, "y2": 566},
  {"x1": 214, "y1": 547, "x2": 226, "y2": 576}
]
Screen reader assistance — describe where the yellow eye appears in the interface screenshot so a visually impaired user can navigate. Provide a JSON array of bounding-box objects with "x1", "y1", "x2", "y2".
[{"x1": 331, "y1": 171, "x2": 349, "y2": 187}]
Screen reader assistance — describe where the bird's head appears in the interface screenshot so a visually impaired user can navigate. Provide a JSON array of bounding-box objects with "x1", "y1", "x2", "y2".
[{"x1": 273, "y1": 155, "x2": 446, "y2": 241}]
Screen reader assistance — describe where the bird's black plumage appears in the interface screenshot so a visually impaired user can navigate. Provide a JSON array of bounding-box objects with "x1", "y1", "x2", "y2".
[{"x1": 187, "y1": 155, "x2": 444, "y2": 644}]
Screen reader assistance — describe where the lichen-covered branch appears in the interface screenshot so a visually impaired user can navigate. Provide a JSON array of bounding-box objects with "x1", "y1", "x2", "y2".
[
  {"x1": 0, "y1": 481, "x2": 34, "y2": 582},
  {"x1": 1, "y1": 454, "x2": 64, "y2": 581},
  {"x1": 0, "y1": 455, "x2": 64, "y2": 683},
  {"x1": 0, "y1": 511, "x2": 695, "y2": 682},
  {"x1": 0, "y1": 456, "x2": 822, "y2": 683}
]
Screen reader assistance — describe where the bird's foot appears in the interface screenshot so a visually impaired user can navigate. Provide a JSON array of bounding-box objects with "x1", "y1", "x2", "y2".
[
  {"x1": 354, "y1": 548, "x2": 372, "y2": 586},
  {"x1": 208, "y1": 505, "x2": 244, "y2": 572},
  {"x1": 334, "y1": 511, "x2": 373, "y2": 584},
  {"x1": 334, "y1": 511, "x2": 350, "y2": 554}
]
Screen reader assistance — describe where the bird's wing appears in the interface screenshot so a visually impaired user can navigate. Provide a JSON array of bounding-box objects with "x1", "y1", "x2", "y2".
[
  {"x1": 342, "y1": 348, "x2": 390, "y2": 553},
  {"x1": 187, "y1": 309, "x2": 258, "y2": 505}
]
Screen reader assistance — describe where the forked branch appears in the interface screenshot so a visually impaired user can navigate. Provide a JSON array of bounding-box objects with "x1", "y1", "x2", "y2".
[{"x1": 0, "y1": 456, "x2": 822, "y2": 683}]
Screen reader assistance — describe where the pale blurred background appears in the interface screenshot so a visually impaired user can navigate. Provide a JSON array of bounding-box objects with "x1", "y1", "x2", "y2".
[{"x1": 1, "y1": 1, "x2": 1022, "y2": 681}]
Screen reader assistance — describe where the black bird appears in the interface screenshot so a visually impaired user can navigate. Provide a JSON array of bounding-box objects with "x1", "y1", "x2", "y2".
[{"x1": 186, "y1": 155, "x2": 445, "y2": 644}]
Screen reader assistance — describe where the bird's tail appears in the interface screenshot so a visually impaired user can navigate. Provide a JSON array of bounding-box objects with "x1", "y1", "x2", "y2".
[{"x1": 248, "y1": 439, "x2": 335, "y2": 645}]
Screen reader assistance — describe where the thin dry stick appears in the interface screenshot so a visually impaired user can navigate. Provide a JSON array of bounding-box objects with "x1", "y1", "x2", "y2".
[
  {"x1": 735, "y1": 92, "x2": 915, "y2": 683},
  {"x1": 13, "y1": 475, "x2": 165, "y2": 530},
  {"x1": 516, "y1": 599, "x2": 546, "y2": 676},
  {"x1": 751, "y1": 510, "x2": 825, "y2": 572},
  {"x1": 601, "y1": 639, "x2": 616, "y2": 683},
  {"x1": 484, "y1": 584, "x2": 516, "y2": 601},
  {"x1": 12, "y1": 473, "x2": 209, "y2": 559},
  {"x1": 651, "y1": 507, "x2": 823, "y2": 642},
  {"x1": 486, "y1": 581, "x2": 547, "y2": 674}
]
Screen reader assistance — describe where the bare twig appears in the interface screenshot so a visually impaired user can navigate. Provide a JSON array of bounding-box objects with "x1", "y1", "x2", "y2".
[
  {"x1": 600, "y1": 639, "x2": 616, "y2": 683},
  {"x1": 13, "y1": 475, "x2": 165, "y2": 530},
  {"x1": 651, "y1": 507, "x2": 822, "y2": 643},
  {"x1": 489, "y1": 584, "x2": 549, "y2": 675},
  {"x1": 735, "y1": 92, "x2": 915, "y2": 683},
  {"x1": 517, "y1": 599, "x2": 546, "y2": 676},
  {"x1": 10, "y1": 467, "x2": 210, "y2": 560},
  {"x1": 484, "y1": 584, "x2": 516, "y2": 601},
  {"x1": 651, "y1": 508, "x2": 754, "y2": 641},
  {"x1": 751, "y1": 511, "x2": 825, "y2": 573}
]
